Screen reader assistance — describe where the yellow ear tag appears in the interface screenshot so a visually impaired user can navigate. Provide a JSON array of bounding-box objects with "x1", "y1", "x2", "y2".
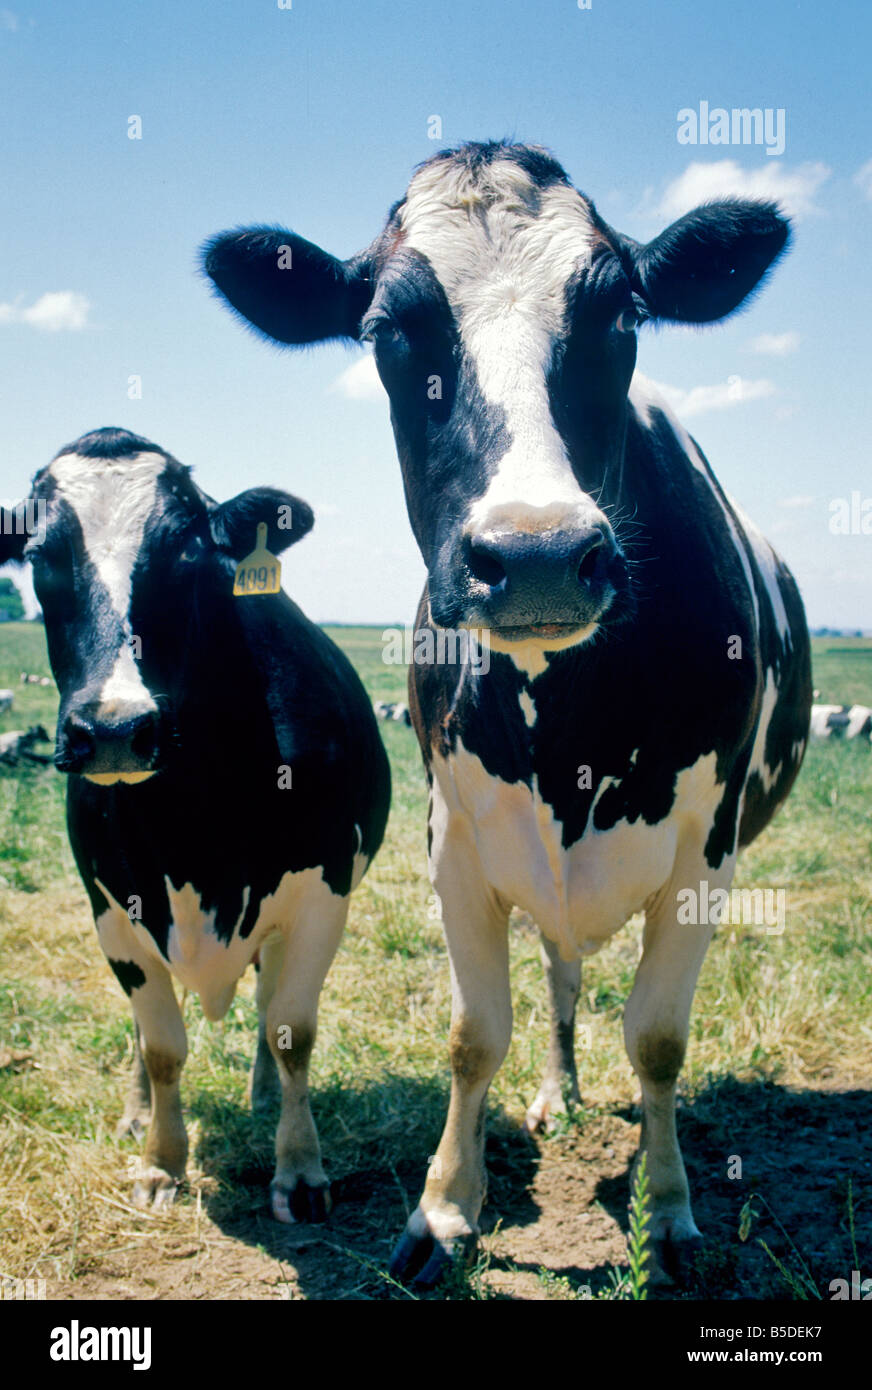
[{"x1": 233, "y1": 522, "x2": 282, "y2": 597}]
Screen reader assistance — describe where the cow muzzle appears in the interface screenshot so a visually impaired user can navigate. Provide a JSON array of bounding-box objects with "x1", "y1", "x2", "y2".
[
  {"x1": 56, "y1": 704, "x2": 164, "y2": 784},
  {"x1": 461, "y1": 521, "x2": 623, "y2": 645}
]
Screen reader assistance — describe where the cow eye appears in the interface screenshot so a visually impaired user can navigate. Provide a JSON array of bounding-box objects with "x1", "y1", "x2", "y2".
[
  {"x1": 364, "y1": 318, "x2": 405, "y2": 349},
  {"x1": 615, "y1": 308, "x2": 638, "y2": 334},
  {"x1": 25, "y1": 543, "x2": 56, "y2": 570}
]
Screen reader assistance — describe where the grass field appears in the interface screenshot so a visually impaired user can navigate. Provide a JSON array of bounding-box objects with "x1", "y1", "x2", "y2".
[{"x1": 0, "y1": 621, "x2": 870, "y2": 1301}]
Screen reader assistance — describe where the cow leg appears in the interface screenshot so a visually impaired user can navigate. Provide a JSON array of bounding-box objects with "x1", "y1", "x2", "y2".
[
  {"x1": 116, "y1": 1021, "x2": 151, "y2": 1140},
  {"x1": 526, "y1": 930, "x2": 581, "y2": 1132},
  {"x1": 390, "y1": 814, "x2": 512, "y2": 1287},
  {"x1": 129, "y1": 964, "x2": 189, "y2": 1209},
  {"x1": 623, "y1": 843, "x2": 733, "y2": 1282},
  {"x1": 266, "y1": 889, "x2": 348, "y2": 1224},
  {"x1": 97, "y1": 908, "x2": 188, "y2": 1208},
  {"x1": 250, "y1": 936, "x2": 281, "y2": 1113}
]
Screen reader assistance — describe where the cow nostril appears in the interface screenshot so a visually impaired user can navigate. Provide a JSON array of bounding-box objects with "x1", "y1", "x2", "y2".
[
  {"x1": 130, "y1": 716, "x2": 159, "y2": 763},
  {"x1": 66, "y1": 717, "x2": 96, "y2": 763},
  {"x1": 577, "y1": 542, "x2": 603, "y2": 583},
  {"x1": 468, "y1": 543, "x2": 507, "y2": 589}
]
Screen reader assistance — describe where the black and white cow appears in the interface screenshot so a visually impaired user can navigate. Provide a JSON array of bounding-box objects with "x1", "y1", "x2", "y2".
[
  {"x1": 0, "y1": 428, "x2": 390, "y2": 1219},
  {"x1": 203, "y1": 141, "x2": 812, "y2": 1281},
  {"x1": 809, "y1": 703, "x2": 872, "y2": 742}
]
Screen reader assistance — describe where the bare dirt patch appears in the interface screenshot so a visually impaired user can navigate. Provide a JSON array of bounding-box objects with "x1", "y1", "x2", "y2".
[{"x1": 46, "y1": 1077, "x2": 872, "y2": 1301}]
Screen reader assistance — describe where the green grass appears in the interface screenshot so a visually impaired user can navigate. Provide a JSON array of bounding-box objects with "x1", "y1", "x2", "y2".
[
  {"x1": 807, "y1": 636, "x2": 872, "y2": 707},
  {"x1": 0, "y1": 620, "x2": 870, "y2": 1299}
]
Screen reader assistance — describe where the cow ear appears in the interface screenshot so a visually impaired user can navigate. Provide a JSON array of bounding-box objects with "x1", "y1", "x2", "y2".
[
  {"x1": 626, "y1": 201, "x2": 791, "y2": 324},
  {"x1": 0, "y1": 505, "x2": 31, "y2": 565},
  {"x1": 201, "y1": 226, "x2": 373, "y2": 345},
  {"x1": 209, "y1": 487, "x2": 314, "y2": 558}
]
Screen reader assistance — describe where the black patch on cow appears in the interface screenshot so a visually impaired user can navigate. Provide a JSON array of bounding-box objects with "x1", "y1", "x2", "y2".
[
  {"x1": 54, "y1": 427, "x2": 171, "y2": 462},
  {"x1": 417, "y1": 140, "x2": 571, "y2": 193},
  {"x1": 680, "y1": 435, "x2": 812, "y2": 850},
  {"x1": 108, "y1": 958, "x2": 147, "y2": 995},
  {"x1": 28, "y1": 494, "x2": 133, "y2": 754},
  {"x1": 627, "y1": 201, "x2": 791, "y2": 325},
  {"x1": 210, "y1": 486, "x2": 314, "y2": 557},
  {"x1": 202, "y1": 226, "x2": 372, "y2": 345}
]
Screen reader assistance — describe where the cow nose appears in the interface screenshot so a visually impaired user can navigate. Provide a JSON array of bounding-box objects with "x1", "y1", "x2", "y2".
[
  {"x1": 466, "y1": 525, "x2": 616, "y2": 631},
  {"x1": 468, "y1": 527, "x2": 609, "y2": 590},
  {"x1": 58, "y1": 708, "x2": 162, "y2": 776}
]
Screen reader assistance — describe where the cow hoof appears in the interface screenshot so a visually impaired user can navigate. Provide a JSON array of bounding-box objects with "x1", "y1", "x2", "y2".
[
  {"x1": 132, "y1": 1166, "x2": 180, "y2": 1211},
  {"x1": 525, "y1": 1097, "x2": 551, "y2": 1133},
  {"x1": 271, "y1": 1177, "x2": 332, "y2": 1225},
  {"x1": 389, "y1": 1226, "x2": 477, "y2": 1290},
  {"x1": 525, "y1": 1079, "x2": 581, "y2": 1134},
  {"x1": 525, "y1": 1096, "x2": 567, "y2": 1134}
]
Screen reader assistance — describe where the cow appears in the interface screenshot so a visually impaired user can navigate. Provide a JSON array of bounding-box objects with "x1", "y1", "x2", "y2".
[
  {"x1": 0, "y1": 724, "x2": 51, "y2": 765},
  {"x1": 374, "y1": 700, "x2": 413, "y2": 727},
  {"x1": 202, "y1": 140, "x2": 812, "y2": 1283},
  {"x1": 0, "y1": 428, "x2": 390, "y2": 1220},
  {"x1": 809, "y1": 703, "x2": 872, "y2": 742}
]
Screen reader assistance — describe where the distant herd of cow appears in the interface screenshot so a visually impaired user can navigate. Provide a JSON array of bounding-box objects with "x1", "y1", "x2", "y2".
[{"x1": 0, "y1": 142, "x2": 865, "y2": 1288}]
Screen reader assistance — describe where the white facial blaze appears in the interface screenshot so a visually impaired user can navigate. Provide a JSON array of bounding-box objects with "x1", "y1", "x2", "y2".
[
  {"x1": 51, "y1": 451, "x2": 164, "y2": 718},
  {"x1": 400, "y1": 159, "x2": 605, "y2": 536},
  {"x1": 99, "y1": 643, "x2": 152, "y2": 714}
]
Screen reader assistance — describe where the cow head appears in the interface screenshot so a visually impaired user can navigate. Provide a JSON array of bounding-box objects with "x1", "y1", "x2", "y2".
[
  {"x1": 0, "y1": 428, "x2": 312, "y2": 783},
  {"x1": 203, "y1": 141, "x2": 789, "y2": 657}
]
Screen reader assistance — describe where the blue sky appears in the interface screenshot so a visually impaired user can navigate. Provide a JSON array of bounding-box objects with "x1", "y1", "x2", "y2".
[{"x1": 1, "y1": 0, "x2": 870, "y2": 626}]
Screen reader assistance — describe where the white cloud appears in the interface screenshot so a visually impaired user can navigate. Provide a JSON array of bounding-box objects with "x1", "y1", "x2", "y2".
[
  {"x1": 649, "y1": 375, "x2": 776, "y2": 419},
  {"x1": 329, "y1": 351, "x2": 385, "y2": 402},
  {"x1": 750, "y1": 331, "x2": 800, "y2": 356},
  {"x1": 649, "y1": 159, "x2": 830, "y2": 223},
  {"x1": 778, "y1": 494, "x2": 817, "y2": 509},
  {"x1": 854, "y1": 159, "x2": 872, "y2": 202},
  {"x1": 0, "y1": 290, "x2": 91, "y2": 331}
]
